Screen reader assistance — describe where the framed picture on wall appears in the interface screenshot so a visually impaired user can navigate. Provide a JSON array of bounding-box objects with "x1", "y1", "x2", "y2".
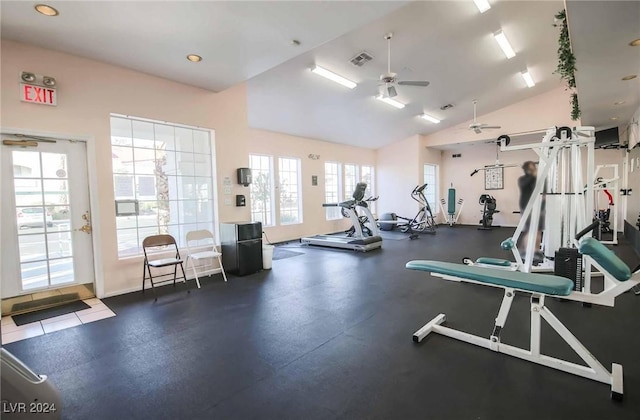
[{"x1": 485, "y1": 166, "x2": 504, "y2": 190}]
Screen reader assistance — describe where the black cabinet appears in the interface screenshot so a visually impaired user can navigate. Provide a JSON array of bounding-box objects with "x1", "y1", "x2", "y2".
[{"x1": 220, "y1": 221, "x2": 263, "y2": 276}]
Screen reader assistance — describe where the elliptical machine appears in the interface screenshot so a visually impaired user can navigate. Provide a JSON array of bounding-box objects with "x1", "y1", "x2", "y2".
[
  {"x1": 478, "y1": 194, "x2": 499, "y2": 230},
  {"x1": 379, "y1": 183, "x2": 436, "y2": 239}
]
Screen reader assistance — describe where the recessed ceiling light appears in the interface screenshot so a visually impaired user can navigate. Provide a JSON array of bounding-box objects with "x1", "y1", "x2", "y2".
[
  {"x1": 310, "y1": 65, "x2": 357, "y2": 89},
  {"x1": 473, "y1": 0, "x2": 491, "y2": 13},
  {"x1": 375, "y1": 95, "x2": 405, "y2": 109},
  {"x1": 629, "y1": 39, "x2": 640, "y2": 47},
  {"x1": 610, "y1": 117, "x2": 618, "y2": 121},
  {"x1": 186, "y1": 54, "x2": 202, "y2": 62},
  {"x1": 34, "y1": 4, "x2": 59, "y2": 16},
  {"x1": 614, "y1": 101, "x2": 626, "y2": 105},
  {"x1": 521, "y1": 71, "x2": 535, "y2": 88},
  {"x1": 493, "y1": 30, "x2": 516, "y2": 59},
  {"x1": 420, "y1": 114, "x2": 441, "y2": 124},
  {"x1": 621, "y1": 74, "x2": 637, "y2": 81}
]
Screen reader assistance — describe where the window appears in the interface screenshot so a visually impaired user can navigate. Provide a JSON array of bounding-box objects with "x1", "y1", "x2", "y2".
[
  {"x1": 249, "y1": 154, "x2": 275, "y2": 227},
  {"x1": 344, "y1": 164, "x2": 359, "y2": 200},
  {"x1": 110, "y1": 116, "x2": 216, "y2": 257},
  {"x1": 423, "y1": 164, "x2": 438, "y2": 210},
  {"x1": 361, "y1": 165, "x2": 375, "y2": 212},
  {"x1": 278, "y1": 157, "x2": 302, "y2": 225},
  {"x1": 324, "y1": 162, "x2": 342, "y2": 220}
]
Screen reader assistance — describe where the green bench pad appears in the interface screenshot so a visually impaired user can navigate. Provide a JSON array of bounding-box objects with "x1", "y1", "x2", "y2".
[
  {"x1": 406, "y1": 260, "x2": 574, "y2": 296},
  {"x1": 579, "y1": 237, "x2": 631, "y2": 281},
  {"x1": 476, "y1": 257, "x2": 512, "y2": 267}
]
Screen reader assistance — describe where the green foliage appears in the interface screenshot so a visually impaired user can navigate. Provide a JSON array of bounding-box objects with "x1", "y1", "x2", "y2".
[
  {"x1": 554, "y1": 9, "x2": 581, "y2": 121},
  {"x1": 570, "y1": 93, "x2": 581, "y2": 121}
]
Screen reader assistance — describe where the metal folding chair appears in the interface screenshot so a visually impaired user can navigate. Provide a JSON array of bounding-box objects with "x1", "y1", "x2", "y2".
[
  {"x1": 142, "y1": 234, "x2": 189, "y2": 300},
  {"x1": 185, "y1": 229, "x2": 227, "y2": 288}
]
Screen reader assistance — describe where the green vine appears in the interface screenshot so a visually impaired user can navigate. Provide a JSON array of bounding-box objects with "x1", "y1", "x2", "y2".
[{"x1": 553, "y1": 9, "x2": 581, "y2": 120}]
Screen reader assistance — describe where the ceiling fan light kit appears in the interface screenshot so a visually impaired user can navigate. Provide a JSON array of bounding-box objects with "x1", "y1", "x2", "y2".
[{"x1": 468, "y1": 100, "x2": 501, "y2": 134}]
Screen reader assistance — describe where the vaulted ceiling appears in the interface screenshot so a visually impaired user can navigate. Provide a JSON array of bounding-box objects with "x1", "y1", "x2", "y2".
[
  {"x1": 246, "y1": 0, "x2": 564, "y2": 148},
  {"x1": 2, "y1": 1, "x2": 637, "y2": 149}
]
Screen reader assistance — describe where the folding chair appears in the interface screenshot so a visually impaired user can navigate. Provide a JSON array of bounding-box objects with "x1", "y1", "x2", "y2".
[
  {"x1": 142, "y1": 234, "x2": 189, "y2": 300},
  {"x1": 185, "y1": 229, "x2": 227, "y2": 288}
]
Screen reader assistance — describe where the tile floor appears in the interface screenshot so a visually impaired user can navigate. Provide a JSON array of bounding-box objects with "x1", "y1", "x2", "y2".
[{"x1": 1, "y1": 298, "x2": 115, "y2": 345}]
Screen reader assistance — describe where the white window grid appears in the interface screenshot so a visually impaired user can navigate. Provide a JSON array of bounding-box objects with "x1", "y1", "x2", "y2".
[
  {"x1": 343, "y1": 164, "x2": 359, "y2": 200},
  {"x1": 110, "y1": 116, "x2": 215, "y2": 257},
  {"x1": 278, "y1": 157, "x2": 302, "y2": 225},
  {"x1": 249, "y1": 154, "x2": 275, "y2": 227},
  {"x1": 423, "y1": 164, "x2": 438, "y2": 211},
  {"x1": 324, "y1": 162, "x2": 342, "y2": 220}
]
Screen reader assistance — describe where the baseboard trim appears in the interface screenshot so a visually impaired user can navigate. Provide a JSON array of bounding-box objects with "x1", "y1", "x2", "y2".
[{"x1": 102, "y1": 268, "x2": 223, "y2": 298}]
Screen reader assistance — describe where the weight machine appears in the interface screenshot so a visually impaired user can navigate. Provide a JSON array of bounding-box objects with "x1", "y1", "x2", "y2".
[
  {"x1": 439, "y1": 184, "x2": 464, "y2": 227},
  {"x1": 499, "y1": 126, "x2": 596, "y2": 273}
]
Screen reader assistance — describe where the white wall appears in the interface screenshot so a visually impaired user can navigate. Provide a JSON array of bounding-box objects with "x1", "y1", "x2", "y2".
[
  {"x1": 0, "y1": 40, "x2": 379, "y2": 296},
  {"x1": 376, "y1": 135, "x2": 421, "y2": 218},
  {"x1": 439, "y1": 144, "x2": 537, "y2": 226}
]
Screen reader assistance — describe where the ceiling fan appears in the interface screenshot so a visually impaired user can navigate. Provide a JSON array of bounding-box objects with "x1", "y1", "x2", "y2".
[
  {"x1": 468, "y1": 100, "x2": 501, "y2": 134},
  {"x1": 377, "y1": 33, "x2": 430, "y2": 98}
]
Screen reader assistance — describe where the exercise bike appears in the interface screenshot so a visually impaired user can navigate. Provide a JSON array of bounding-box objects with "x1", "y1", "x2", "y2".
[
  {"x1": 379, "y1": 184, "x2": 436, "y2": 239},
  {"x1": 478, "y1": 194, "x2": 499, "y2": 230}
]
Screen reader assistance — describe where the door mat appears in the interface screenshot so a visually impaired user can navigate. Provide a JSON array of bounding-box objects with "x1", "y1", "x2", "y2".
[
  {"x1": 12, "y1": 300, "x2": 91, "y2": 326},
  {"x1": 273, "y1": 249, "x2": 304, "y2": 260}
]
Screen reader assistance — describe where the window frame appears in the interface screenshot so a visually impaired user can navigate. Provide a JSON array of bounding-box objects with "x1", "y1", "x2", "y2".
[
  {"x1": 110, "y1": 115, "x2": 217, "y2": 259},
  {"x1": 423, "y1": 163, "x2": 439, "y2": 211},
  {"x1": 249, "y1": 154, "x2": 276, "y2": 227},
  {"x1": 324, "y1": 161, "x2": 342, "y2": 221},
  {"x1": 277, "y1": 156, "x2": 303, "y2": 226}
]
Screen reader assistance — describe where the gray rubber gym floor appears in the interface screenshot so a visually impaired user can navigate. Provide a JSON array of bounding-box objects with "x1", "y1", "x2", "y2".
[{"x1": 4, "y1": 226, "x2": 640, "y2": 419}]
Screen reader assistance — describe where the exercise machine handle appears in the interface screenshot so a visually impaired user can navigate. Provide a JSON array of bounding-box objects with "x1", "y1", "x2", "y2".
[{"x1": 575, "y1": 220, "x2": 600, "y2": 241}]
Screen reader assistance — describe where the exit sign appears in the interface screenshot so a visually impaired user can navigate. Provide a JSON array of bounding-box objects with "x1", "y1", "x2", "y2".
[{"x1": 20, "y1": 83, "x2": 57, "y2": 106}]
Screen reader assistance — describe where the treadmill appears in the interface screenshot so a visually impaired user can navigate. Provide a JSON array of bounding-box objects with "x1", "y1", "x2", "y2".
[{"x1": 301, "y1": 182, "x2": 382, "y2": 252}]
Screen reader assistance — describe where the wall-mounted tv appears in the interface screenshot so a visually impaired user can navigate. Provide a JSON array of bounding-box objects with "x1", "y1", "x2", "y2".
[{"x1": 595, "y1": 127, "x2": 620, "y2": 148}]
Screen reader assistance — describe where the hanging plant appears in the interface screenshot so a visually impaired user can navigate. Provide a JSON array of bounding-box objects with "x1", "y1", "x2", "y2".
[{"x1": 553, "y1": 9, "x2": 581, "y2": 121}]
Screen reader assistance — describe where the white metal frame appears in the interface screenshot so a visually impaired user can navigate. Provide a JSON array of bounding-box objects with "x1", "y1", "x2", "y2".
[
  {"x1": 439, "y1": 198, "x2": 464, "y2": 226},
  {"x1": 185, "y1": 229, "x2": 227, "y2": 288},
  {"x1": 593, "y1": 164, "x2": 619, "y2": 245},
  {"x1": 0, "y1": 127, "x2": 105, "y2": 298},
  {"x1": 412, "y1": 271, "x2": 634, "y2": 399},
  {"x1": 500, "y1": 127, "x2": 595, "y2": 273}
]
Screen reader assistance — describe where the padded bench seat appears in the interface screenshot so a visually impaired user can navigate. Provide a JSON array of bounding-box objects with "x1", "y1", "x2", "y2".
[{"x1": 406, "y1": 260, "x2": 574, "y2": 296}]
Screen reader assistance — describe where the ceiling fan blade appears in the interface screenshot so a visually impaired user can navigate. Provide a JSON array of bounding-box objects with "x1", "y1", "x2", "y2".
[
  {"x1": 482, "y1": 125, "x2": 502, "y2": 130},
  {"x1": 397, "y1": 81, "x2": 430, "y2": 87}
]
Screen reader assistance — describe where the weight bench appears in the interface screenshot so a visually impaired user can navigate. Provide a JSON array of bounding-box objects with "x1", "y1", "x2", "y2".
[{"x1": 406, "y1": 244, "x2": 639, "y2": 400}]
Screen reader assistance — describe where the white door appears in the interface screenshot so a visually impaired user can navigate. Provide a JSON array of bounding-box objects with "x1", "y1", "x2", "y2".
[{"x1": 1, "y1": 140, "x2": 95, "y2": 298}]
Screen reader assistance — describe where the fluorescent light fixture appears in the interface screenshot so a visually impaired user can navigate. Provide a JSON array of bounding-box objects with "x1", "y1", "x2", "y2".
[
  {"x1": 310, "y1": 65, "x2": 356, "y2": 89},
  {"x1": 375, "y1": 95, "x2": 405, "y2": 109},
  {"x1": 473, "y1": 0, "x2": 491, "y2": 13},
  {"x1": 494, "y1": 30, "x2": 516, "y2": 59},
  {"x1": 420, "y1": 114, "x2": 441, "y2": 124},
  {"x1": 521, "y1": 71, "x2": 535, "y2": 88}
]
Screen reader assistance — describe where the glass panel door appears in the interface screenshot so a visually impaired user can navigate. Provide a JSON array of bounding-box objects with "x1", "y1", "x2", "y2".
[{"x1": 1, "y1": 140, "x2": 94, "y2": 298}]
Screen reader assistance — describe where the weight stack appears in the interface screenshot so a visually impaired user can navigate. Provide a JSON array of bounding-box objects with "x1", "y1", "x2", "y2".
[{"x1": 554, "y1": 248, "x2": 583, "y2": 291}]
